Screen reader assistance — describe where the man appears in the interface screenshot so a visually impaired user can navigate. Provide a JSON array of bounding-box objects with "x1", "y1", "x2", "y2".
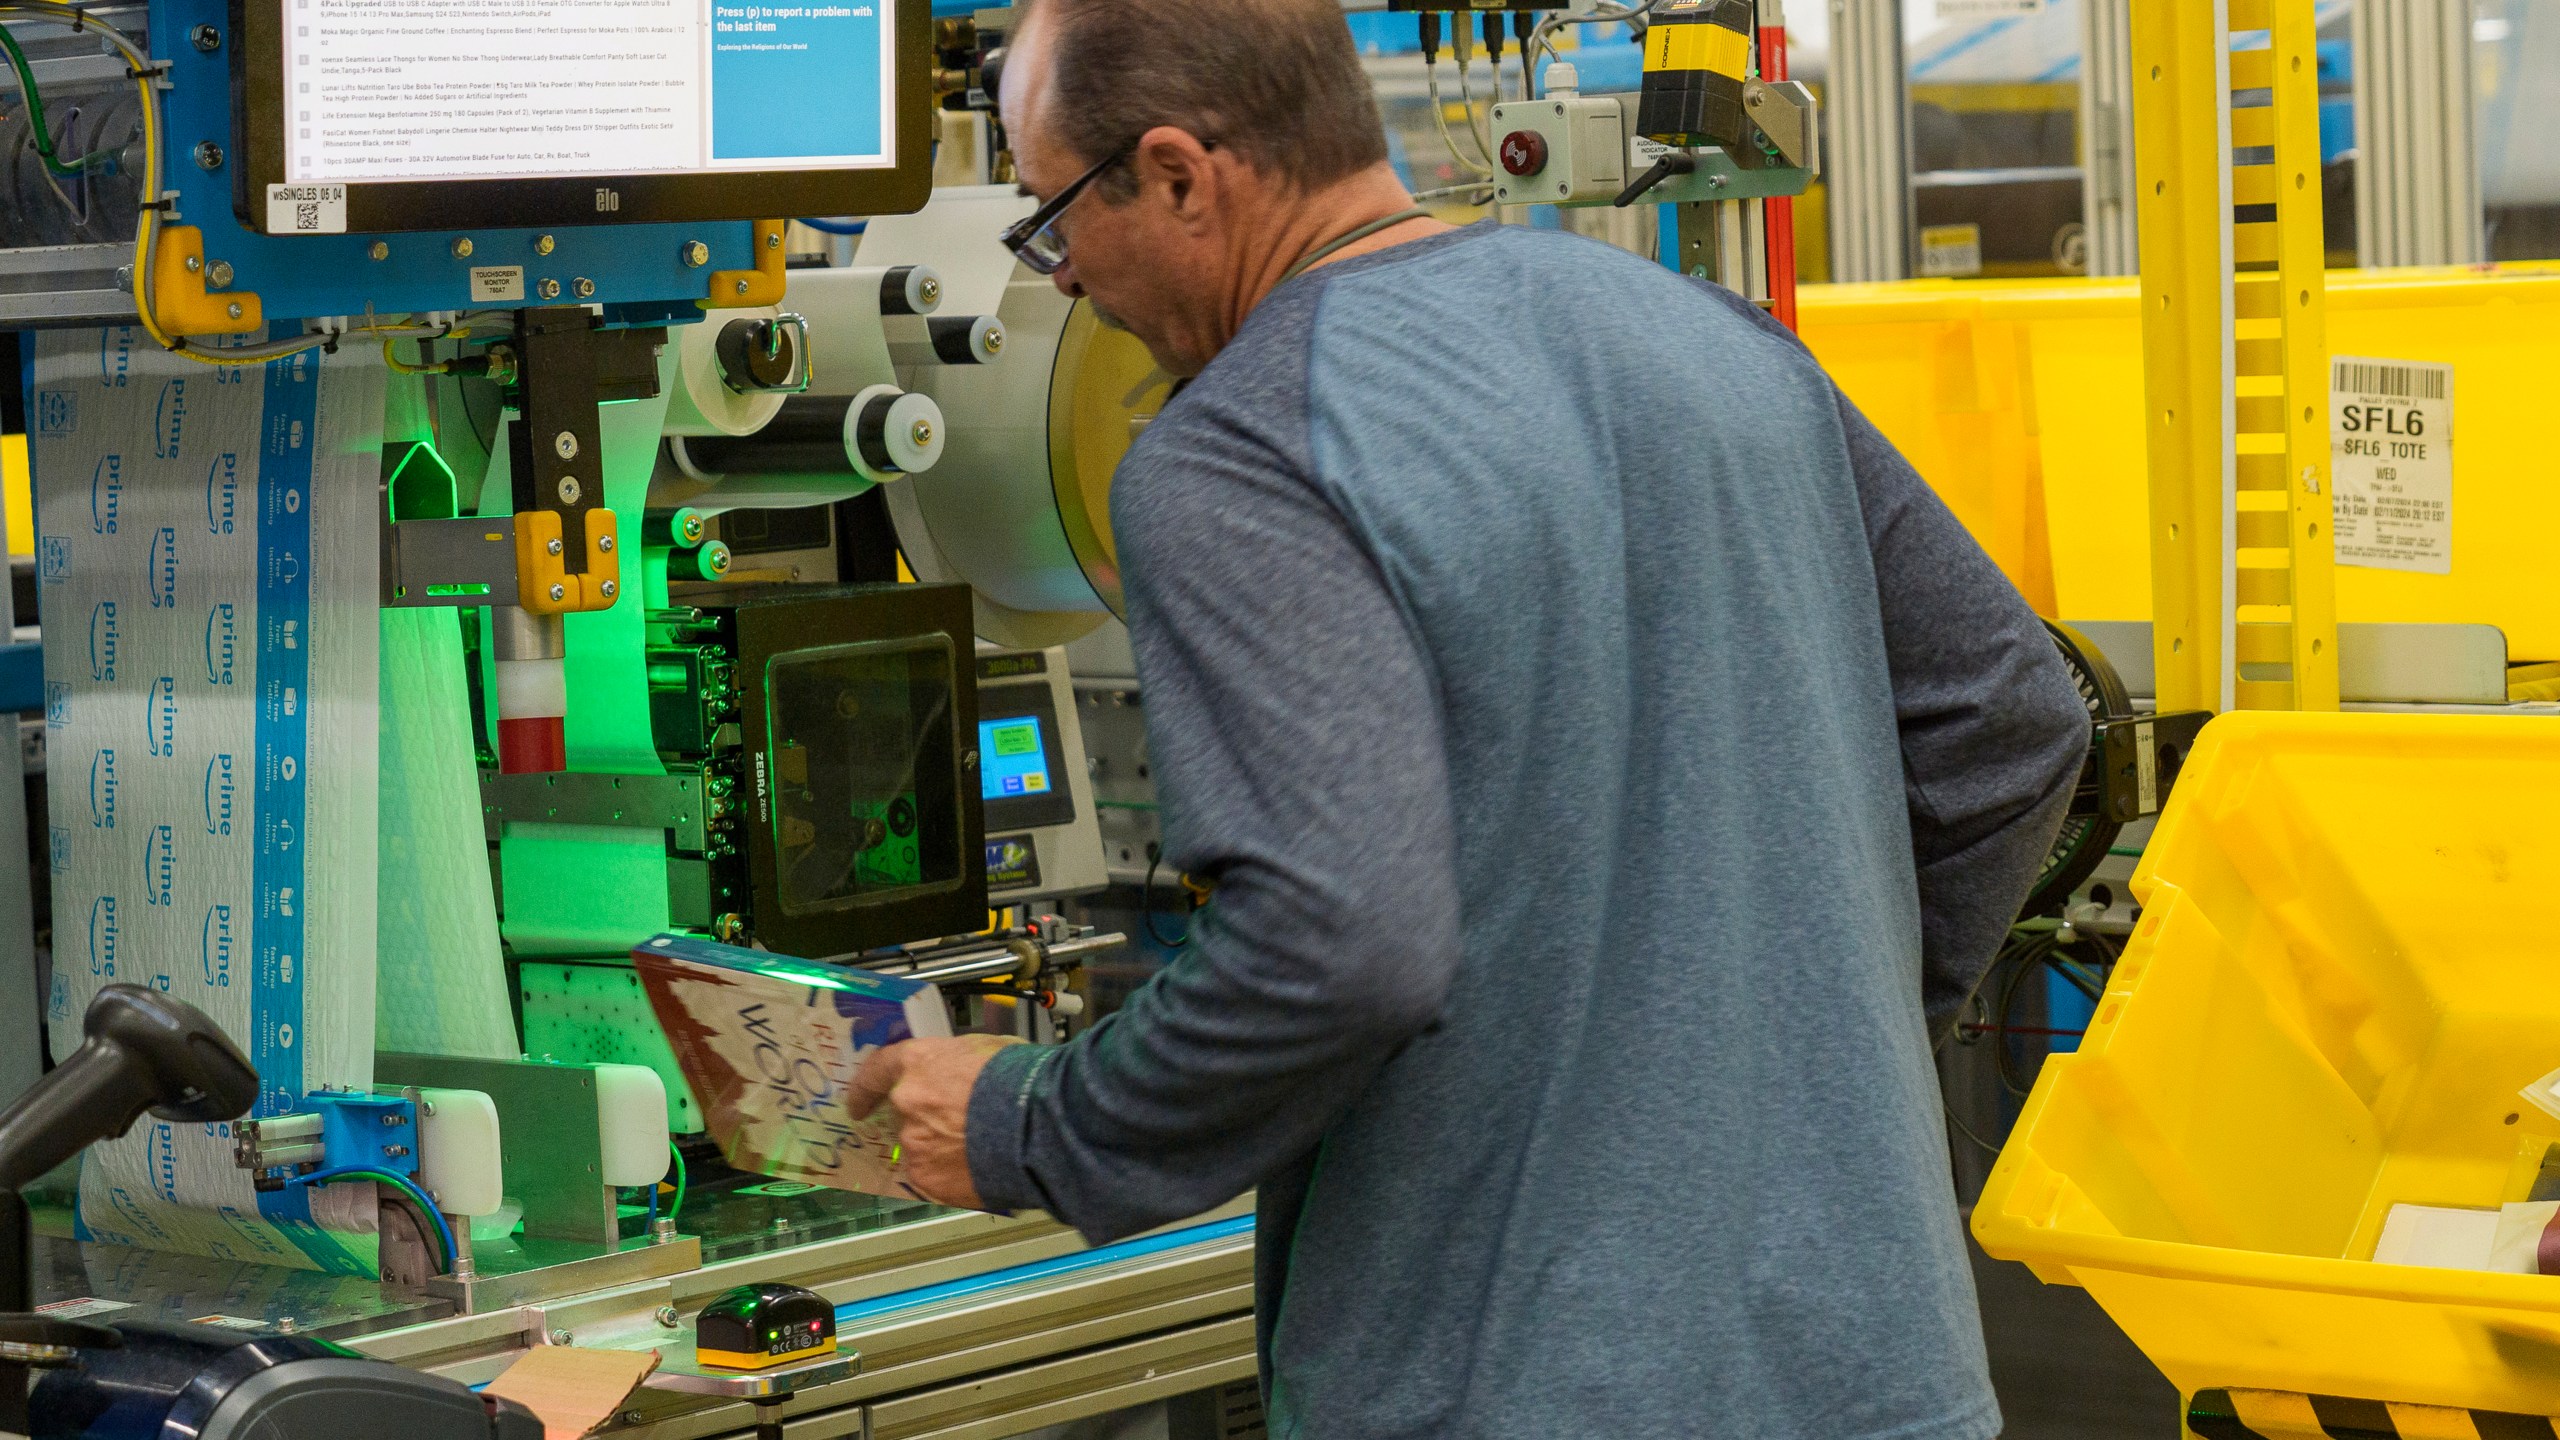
[{"x1": 846, "y1": 2, "x2": 2092, "y2": 1435}]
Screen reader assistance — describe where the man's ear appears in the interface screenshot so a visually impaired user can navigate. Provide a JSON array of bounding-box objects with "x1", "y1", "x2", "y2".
[{"x1": 1131, "y1": 125, "x2": 1221, "y2": 230}]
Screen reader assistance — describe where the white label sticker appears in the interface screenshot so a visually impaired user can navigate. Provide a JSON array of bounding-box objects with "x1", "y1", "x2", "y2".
[
  {"x1": 1938, "y1": 0, "x2": 2046, "y2": 16},
  {"x1": 1918, "y1": 223, "x2": 1983, "y2": 278},
  {"x1": 35, "y1": 1297, "x2": 133, "y2": 1318},
  {"x1": 264, "y1": 183, "x2": 347, "y2": 235},
  {"x1": 2135, "y1": 721, "x2": 2158, "y2": 814},
  {"x1": 1631, "y1": 136, "x2": 1678, "y2": 165},
  {"x1": 2331, "y1": 356, "x2": 2453, "y2": 574},
  {"x1": 470, "y1": 266, "x2": 526, "y2": 304}
]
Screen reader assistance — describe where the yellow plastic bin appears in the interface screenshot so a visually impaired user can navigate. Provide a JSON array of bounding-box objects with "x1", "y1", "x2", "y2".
[
  {"x1": 1974, "y1": 711, "x2": 2560, "y2": 1417},
  {"x1": 1798, "y1": 265, "x2": 2560, "y2": 658}
]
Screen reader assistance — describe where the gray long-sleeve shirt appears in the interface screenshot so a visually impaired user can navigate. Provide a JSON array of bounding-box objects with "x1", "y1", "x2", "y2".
[{"x1": 967, "y1": 222, "x2": 2090, "y2": 1440}]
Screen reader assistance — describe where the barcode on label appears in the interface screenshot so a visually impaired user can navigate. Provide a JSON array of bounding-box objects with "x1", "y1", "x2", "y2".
[{"x1": 2333, "y1": 361, "x2": 2447, "y2": 400}]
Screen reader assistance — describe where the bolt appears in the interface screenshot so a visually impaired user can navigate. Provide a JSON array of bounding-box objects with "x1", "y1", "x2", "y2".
[
  {"x1": 114, "y1": 265, "x2": 132, "y2": 294},
  {"x1": 918, "y1": 276, "x2": 942, "y2": 305},
  {"x1": 277, "y1": 1317, "x2": 298, "y2": 1334},
  {"x1": 546, "y1": 537, "x2": 563, "y2": 557},
  {"x1": 681, "y1": 240, "x2": 709, "y2": 268},
  {"x1": 190, "y1": 23, "x2": 221, "y2": 51},
  {"x1": 207, "y1": 260, "x2": 233, "y2": 288},
  {"x1": 227, "y1": 302, "x2": 243, "y2": 320},
  {"x1": 766, "y1": 230, "x2": 782, "y2": 249},
  {"x1": 983, "y1": 329, "x2": 1004, "y2": 356},
  {"x1": 656, "y1": 1306, "x2": 680, "y2": 1329},
  {"x1": 620, "y1": 1411, "x2": 645, "y2": 1427},
  {"x1": 548, "y1": 1328, "x2": 571, "y2": 1347},
  {"x1": 548, "y1": 583, "x2": 566, "y2": 603},
  {"x1": 600, "y1": 580, "x2": 618, "y2": 599},
  {"x1": 185, "y1": 254, "x2": 202, "y2": 274},
  {"x1": 554, "y1": 431, "x2": 580, "y2": 460},
  {"x1": 369, "y1": 241, "x2": 390, "y2": 261},
  {"x1": 597, "y1": 534, "x2": 615, "y2": 554},
  {"x1": 537, "y1": 278, "x2": 561, "y2": 299},
  {"x1": 706, "y1": 548, "x2": 731, "y2": 575},
  {"x1": 678, "y1": 513, "x2": 704, "y2": 544},
  {"x1": 571, "y1": 277, "x2": 595, "y2": 299},
  {"x1": 910, "y1": 418, "x2": 934, "y2": 447},
  {"x1": 451, "y1": 237, "x2": 474, "y2": 259},
  {"x1": 193, "y1": 141, "x2": 224, "y2": 171},
  {"x1": 556, "y1": 475, "x2": 582, "y2": 504},
  {"x1": 733, "y1": 279, "x2": 750, "y2": 296},
  {"x1": 1707, "y1": 173, "x2": 1728, "y2": 189},
  {"x1": 535, "y1": 234, "x2": 557, "y2": 256}
]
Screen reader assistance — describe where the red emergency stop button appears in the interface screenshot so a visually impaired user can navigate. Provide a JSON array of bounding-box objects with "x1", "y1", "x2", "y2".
[{"x1": 1499, "y1": 130, "x2": 1548, "y2": 177}]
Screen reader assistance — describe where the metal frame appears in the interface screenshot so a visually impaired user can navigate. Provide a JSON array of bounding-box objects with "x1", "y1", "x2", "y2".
[
  {"x1": 2352, "y1": 0, "x2": 2483, "y2": 268},
  {"x1": 1825, "y1": 0, "x2": 1909, "y2": 283},
  {"x1": 338, "y1": 1205, "x2": 1258, "y2": 1440},
  {"x1": 2134, "y1": 0, "x2": 2338, "y2": 715},
  {"x1": 2078, "y1": 0, "x2": 2139, "y2": 277}
]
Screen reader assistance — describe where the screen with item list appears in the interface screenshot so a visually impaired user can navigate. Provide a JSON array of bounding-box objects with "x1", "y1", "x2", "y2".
[{"x1": 281, "y1": 0, "x2": 897, "y2": 185}]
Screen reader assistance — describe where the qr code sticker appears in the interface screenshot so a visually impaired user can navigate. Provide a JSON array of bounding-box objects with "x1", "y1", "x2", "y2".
[{"x1": 295, "y1": 202, "x2": 320, "y2": 230}]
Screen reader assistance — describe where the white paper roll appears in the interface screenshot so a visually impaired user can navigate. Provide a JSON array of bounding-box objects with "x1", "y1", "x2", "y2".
[
  {"x1": 664, "y1": 307, "x2": 791, "y2": 438},
  {"x1": 33, "y1": 331, "x2": 387, "y2": 1273}
]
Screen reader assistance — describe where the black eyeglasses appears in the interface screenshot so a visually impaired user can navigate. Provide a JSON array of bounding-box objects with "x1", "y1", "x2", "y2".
[{"x1": 1000, "y1": 143, "x2": 1136, "y2": 276}]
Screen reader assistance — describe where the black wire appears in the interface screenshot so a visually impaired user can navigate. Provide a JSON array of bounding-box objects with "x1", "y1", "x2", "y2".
[
  {"x1": 1142, "y1": 848, "x2": 1190, "y2": 949},
  {"x1": 1943, "y1": 1101, "x2": 2005, "y2": 1157}
]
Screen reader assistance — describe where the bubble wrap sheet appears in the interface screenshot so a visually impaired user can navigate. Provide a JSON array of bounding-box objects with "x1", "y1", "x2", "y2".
[{"x1": 34, "y1": 329, "x2": 385, "y2": 1272}]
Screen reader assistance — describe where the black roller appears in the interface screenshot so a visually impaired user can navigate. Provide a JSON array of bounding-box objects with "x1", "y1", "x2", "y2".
[
  {"x1": 682, "y1": 396, "x2": 858, "y2": 480},
  {"x1": 880, "y1": 266, "x2": 930, "y2": 317},
  {"x1": 930, "y1": 315, "x2": 990, "y2": 365},
  {"x1": 851, "y1": 389, "x2": 904, "y2": 474}
]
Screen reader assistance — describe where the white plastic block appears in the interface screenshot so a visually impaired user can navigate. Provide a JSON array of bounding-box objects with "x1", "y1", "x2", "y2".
[
  {"x1": 415, "y1": 1088, "x2": 505, "y2": 1218},
  {"x1": 594, "y1": 1064, "x2": 671, "y2": 1187}
]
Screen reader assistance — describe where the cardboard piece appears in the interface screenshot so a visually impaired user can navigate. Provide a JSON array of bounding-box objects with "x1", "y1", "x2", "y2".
[{"x1": 484, "y1": 1346, "x2": 662, "y2": 1439}]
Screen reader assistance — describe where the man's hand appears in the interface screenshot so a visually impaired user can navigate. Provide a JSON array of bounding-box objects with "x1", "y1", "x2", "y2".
[{"x1": 846, "y1": 1034, "x2": 1023, "y2": 1209}]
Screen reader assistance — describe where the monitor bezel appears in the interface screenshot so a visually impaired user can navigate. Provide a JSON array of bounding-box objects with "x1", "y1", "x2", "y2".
[{"x1": 228, "y1": 0, "x2": 935, "y2": 235}]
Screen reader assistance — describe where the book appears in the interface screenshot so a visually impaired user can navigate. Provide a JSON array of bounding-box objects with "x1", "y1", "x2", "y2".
[{"x1": 631, "y1": 933, "x2": 950, "y2": 1200}]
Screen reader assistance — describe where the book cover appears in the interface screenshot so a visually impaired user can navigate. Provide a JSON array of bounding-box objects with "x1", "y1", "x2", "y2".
[{"x1": 631, "y1": 933, "x2": 950, "y2": 1200}]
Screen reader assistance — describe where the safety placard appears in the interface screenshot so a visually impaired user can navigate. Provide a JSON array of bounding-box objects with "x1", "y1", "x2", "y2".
[{"x1": 2331, "y1": 356, "x2": 2453, "y2": 574}]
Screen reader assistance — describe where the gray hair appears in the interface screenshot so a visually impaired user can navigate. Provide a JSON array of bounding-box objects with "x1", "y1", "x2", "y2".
[{"x1": 1017, "y1": 0, "x2": 1390, "y2": 198}]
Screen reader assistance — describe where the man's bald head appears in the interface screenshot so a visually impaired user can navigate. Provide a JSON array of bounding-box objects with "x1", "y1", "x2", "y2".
[{"x1": 1009, "y1": 0, "x2": 1388, "y2": 199}]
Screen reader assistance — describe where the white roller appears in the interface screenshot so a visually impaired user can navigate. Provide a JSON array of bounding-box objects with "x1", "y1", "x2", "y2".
[
  {"x1": 416, "y1": 1088, "x2": 505, "y2": 1218},
  {"x1": 847, "y1": 384, "x2": 947, "y2": 482},
  {"x1": 664, "y1": 307, "x2": 791, "y2": 438},
  {"x1": 494, "y1": 656, "x2": 568, "y2": 719},
  {"x1": 594, "y1": 1063, "x2": 671, "y2": 1188}
]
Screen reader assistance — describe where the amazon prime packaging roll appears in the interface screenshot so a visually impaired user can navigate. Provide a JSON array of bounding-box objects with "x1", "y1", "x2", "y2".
[{"x1": 34, "y1": 328, "x2": 386, "y2": 1272}]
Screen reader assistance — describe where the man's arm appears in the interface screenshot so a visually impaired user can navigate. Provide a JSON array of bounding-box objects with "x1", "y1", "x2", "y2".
[
  {"x1": 1831, "y1": 387, "x2": 2091, "y2": 1035},
  {"x1": 962, "y1": 429, "x2": 1464, "y2": 1243}
]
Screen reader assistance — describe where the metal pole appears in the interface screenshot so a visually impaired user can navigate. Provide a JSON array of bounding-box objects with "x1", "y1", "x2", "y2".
[
  {"x1": 2353, "y1": 0, "x2": 2482, "y2": 267},
  {"x1": 1826, "y1": 0, "x2": 1909, "y2": 282},
  {"x1": 2078, "y1": 0, "x2": 2139, "y2": 275}
]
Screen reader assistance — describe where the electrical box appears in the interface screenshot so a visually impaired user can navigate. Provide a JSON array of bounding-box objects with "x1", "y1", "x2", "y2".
[{"x1": 1488, "y1": 95, "x2": 1631, "y2": 207}]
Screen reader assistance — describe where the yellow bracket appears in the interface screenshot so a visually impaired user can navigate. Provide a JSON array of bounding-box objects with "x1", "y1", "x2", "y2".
[
  {"x1": 150, "y1": 225, "x2": 263, "y2": 338},
  {"x1": 2131, "y1": 0, "x2": 2337, "y2": 714},
  {"x1": 513, "y1": 507, "x2": 622, "y2": 615},
  {"x1": 703, "y1": 219, "x2": 788, "y2": 310}
]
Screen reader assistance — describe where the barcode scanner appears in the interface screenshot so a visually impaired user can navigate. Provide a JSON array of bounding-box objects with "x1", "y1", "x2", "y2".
[{"x1": 0, "y1": 985, "x2": 260, "y2": 1193}]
